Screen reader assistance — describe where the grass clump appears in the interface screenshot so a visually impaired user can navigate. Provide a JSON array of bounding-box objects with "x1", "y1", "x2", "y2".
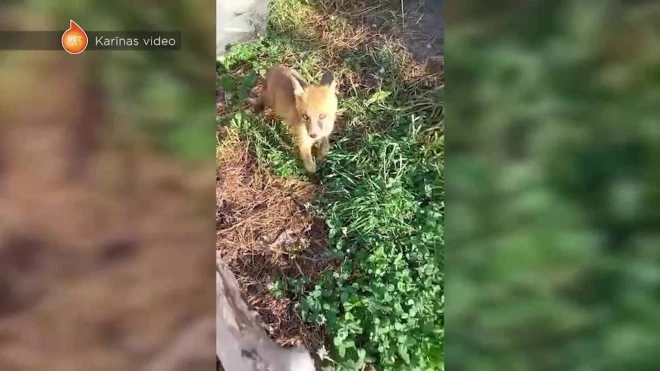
[
  {"x1": 302, "y1": 123, "x2": 443, "y2": 370},
  {"x1": 218, "y1": 0, "x2": 443, "y2": 369}
]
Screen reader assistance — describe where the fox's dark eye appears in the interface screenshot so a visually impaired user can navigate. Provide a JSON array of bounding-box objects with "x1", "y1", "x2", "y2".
[
  {"x1": 302, "y1": 114, "x2": 309, "y2": 121},
  {"x1": 319, "y1": 114, "x2": 326, "y2": 119}
]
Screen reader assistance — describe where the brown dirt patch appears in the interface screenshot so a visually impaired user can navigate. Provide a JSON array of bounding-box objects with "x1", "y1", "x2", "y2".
[
  {"x1": 216, "y1": 113, "x2": 331, "y2": 352},
  {"x1": 317, "y1": 0, "x2": 444, "y2": 63}
]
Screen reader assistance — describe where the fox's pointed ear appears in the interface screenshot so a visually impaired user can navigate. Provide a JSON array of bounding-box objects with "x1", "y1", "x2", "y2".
[
  {"x1": 320, "y1": 71, "x2": 336, "y2": 91},
  {"x1": 290, "y1": 76, "x2": 305, "y2": 96}
]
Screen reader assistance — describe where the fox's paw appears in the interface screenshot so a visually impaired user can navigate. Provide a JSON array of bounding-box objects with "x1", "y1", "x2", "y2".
[{"x1": 303, "y1": 160, "x2": 317, "y2": 174}]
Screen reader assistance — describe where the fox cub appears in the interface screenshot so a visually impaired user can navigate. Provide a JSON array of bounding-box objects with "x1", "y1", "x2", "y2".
[{"x1": 254, "y1": 65, "x2": 338, "y2": 174}]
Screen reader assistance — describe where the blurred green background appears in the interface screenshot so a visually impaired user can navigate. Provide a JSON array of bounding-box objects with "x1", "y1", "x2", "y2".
[
  {"x1": 3, "y1": 0, "x2": 216, "y2": 161},
  {"x1": 446, "y1": 1, "x2": 660, "y2": 370}
]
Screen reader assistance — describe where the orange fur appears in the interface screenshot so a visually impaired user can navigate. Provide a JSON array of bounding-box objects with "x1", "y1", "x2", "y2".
[{"x1": 255, "y1": 65, "x2": 338, "y2": 174}]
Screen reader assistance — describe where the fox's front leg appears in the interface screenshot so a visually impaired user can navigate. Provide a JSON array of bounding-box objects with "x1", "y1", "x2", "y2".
[
  {"x1": 316, "y1": 136, "x2": 330, "y2": 161},
  {"x1": 295, "y1": 126, "x2": 316, "y2": 174}
]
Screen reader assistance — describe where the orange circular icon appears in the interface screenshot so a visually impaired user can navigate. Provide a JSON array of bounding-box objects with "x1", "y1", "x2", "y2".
[{"x1": 62, "y1": 20, "x2": 88, "y2": 54}]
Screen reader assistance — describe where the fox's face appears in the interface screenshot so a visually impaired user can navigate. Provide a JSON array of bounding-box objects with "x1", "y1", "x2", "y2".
[{"x1": 292, "y1": 72, "x2": 337, "y2": 139}]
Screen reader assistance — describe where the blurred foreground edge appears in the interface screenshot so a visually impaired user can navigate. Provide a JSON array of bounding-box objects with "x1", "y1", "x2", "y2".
[{"x1": 216, "y1": 261, "x2": 315, "y2": 371}]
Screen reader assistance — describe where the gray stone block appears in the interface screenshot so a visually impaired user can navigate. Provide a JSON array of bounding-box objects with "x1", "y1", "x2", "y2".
[{"x1": 217, "y1": 0, "x2": 270, "y2": 59}]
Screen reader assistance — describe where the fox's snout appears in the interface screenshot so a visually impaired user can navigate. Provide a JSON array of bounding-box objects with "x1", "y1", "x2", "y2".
[
  {"x1": 306, "y1": 120, "x2": 325, "y2": 139},
  {"x1": 307, "y1": 124, "x2": 320, "y2": 138}
]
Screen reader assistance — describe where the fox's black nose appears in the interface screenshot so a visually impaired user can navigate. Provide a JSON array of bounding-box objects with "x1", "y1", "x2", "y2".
[{"x1": 309, "y1": 133, "x2": 318, "y2": 139}]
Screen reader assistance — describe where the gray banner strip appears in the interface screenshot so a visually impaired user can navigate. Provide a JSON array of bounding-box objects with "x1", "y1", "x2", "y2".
[{"x1": 0, "y1": 31, "x2": 181, "y2": 51}]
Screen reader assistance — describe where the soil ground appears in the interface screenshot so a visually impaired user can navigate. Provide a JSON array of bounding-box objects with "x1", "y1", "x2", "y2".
[
  {"x1": 319, "y1": 0, "x2": 443, "y2": 62},
  {"x1": 216, "y1": 123, "x2": 330, "y2": 350}
]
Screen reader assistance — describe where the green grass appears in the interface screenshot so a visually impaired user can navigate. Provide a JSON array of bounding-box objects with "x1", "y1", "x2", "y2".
[{"x1": 218, "y1": 0, "x2": 443, "y2": 369}]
